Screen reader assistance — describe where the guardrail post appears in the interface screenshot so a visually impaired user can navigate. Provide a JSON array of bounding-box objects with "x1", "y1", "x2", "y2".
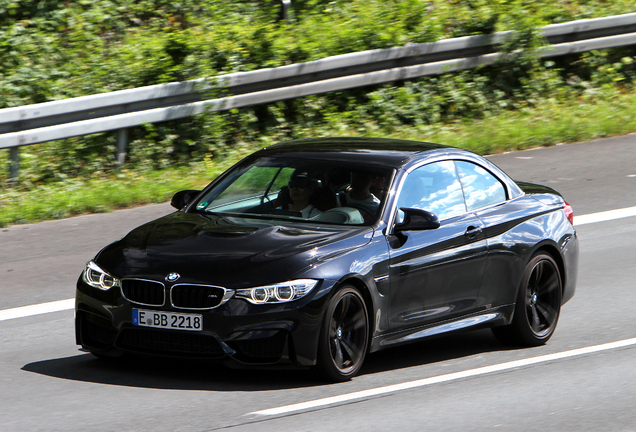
[
  {"x1": 117, "y1": 128, "x2": 128, "y2": 168},
  {"x1": 280, "y1": 0, "x2": 291, "y2": 23},
  {"x1": 9, "y1": 147, "x2": 19, "y2": 183}
]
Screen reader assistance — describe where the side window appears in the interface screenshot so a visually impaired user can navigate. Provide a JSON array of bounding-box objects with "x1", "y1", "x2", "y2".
[
  {"x1": 397, "y1": 161, "x2": 467, "y2": 220},
  {"x1": 455, "y1": 161, "x2": 507, "y2": 211}
]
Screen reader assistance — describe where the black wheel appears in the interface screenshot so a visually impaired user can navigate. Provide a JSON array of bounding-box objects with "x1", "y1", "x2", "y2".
[
  {"x1": 317, "y1": 286, "x2": 369, "y2": 382},
  {"x1": 492, "y1": 253, "x2": 562, "y2": 347}
]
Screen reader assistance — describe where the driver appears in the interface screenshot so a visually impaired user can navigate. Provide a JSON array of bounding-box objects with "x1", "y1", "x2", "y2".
[{"x1": 287, "y1": 170, "x2": 323, "y2": 218}]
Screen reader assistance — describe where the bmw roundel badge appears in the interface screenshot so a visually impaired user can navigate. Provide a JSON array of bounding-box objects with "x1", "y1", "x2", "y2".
[{"x1": 166, "y1": 272, "x2": 181, "y2": 282}]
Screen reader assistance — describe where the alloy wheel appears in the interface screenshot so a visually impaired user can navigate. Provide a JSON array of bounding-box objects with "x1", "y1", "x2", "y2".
[{"x1": 525, "y1": 257, "x2": 561, "y2": 337}]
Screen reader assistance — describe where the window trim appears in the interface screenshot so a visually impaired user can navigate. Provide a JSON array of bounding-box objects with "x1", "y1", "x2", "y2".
[
  {"x1": 454, "y1": 159, "x2": 508, "y2": 212},
  {"x1": 388, "y1": 156, "x2": 517, "y2": 232}
]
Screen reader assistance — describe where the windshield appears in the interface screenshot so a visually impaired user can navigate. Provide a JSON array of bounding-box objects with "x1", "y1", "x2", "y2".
[{"x1": 194, "y1": 157, "x2": 393, "y2": 226}]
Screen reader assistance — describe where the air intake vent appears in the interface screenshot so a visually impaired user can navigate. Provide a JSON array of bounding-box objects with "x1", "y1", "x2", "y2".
[
  {"x1": 171, "y1": 284, "x2": 228, "y2": 309},
  {"x1": 117, "y1": 328, "x2": 226, "y2": 358},
  {"x1": 79, "y1": 313, "x2": 117, "y2": 348},
  {"x1": 232, "y1": 331, "x2": 288, "y2": 361},
  {"x1": 121, "y1": 279, "x2": 165, "y2": 306}
]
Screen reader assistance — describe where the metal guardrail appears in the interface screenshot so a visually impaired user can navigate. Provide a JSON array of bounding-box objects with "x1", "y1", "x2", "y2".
[{"x1": 2, "y1": 12, "x2": 636, "y2": 179}]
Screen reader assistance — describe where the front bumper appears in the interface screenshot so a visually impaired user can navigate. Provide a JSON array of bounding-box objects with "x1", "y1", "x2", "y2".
[{"x1": 75, "y1": 277, "x2": 336, "y2": 368}]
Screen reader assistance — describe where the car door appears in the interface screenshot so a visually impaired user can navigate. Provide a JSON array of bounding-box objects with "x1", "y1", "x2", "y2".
[
  {"x1": 454, "y1": 160, "x2": 535, "y2": 309},
  {"x1": 388, "y1": 160, "x2": 488, "y2": 330}
]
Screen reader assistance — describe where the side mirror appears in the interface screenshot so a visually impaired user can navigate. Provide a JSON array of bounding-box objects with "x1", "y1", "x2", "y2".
[
  {"x1": 170, "y1": 190, "x2": 201, "y2": 210},
  {"x1": 395, "y1": 208, "x2": 440, "y2": 232}
]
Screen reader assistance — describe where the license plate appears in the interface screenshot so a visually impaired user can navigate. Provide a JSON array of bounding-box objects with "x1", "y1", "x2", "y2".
[{"x1": 133, "y1": 309, "x2": 202, "y2": 332}]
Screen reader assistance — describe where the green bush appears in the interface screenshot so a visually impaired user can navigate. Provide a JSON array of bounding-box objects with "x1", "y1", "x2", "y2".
[{"x1": 2, "y1": 0, "x2": 636, "y2": 187}]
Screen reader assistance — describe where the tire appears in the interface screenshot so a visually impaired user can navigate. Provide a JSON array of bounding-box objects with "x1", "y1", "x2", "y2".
[
  {"x1": 316, "y1": 286, "x2": 369, "y2": 382},
  {"x1": 492, "y1": 253, "x2": 562, "y2": 347}
]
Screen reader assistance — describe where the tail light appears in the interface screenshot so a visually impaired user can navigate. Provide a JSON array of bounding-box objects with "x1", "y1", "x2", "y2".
[{"x1": 563, "y1": 201, "x2": 574, "y2": 225}]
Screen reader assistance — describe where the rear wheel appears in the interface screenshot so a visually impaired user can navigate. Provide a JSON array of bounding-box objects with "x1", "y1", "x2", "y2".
[
  {"x1": 493, "y1": 253, "x2": 562, "y2": 346},
  {"x1": 317, "y1": 286, "x2": 369, "y2": 382}
]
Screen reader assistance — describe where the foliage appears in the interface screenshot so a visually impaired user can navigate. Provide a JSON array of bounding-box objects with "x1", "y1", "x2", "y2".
[
  {"x1": 3, "y1": 89, "x2": 636, "y2": 227},
  {"x1": 1, "y1": 0, "x2": 636, "y2": 188}
]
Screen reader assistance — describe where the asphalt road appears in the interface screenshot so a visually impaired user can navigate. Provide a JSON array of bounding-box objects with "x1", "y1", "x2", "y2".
[{"x1": 1, "y1": 134, "x2": 636, "y2": 431}]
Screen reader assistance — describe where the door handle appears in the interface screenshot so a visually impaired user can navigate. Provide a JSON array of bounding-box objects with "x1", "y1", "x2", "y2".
[{"x1": 465, "y1": 226, "x2": 483, "y2": 239}]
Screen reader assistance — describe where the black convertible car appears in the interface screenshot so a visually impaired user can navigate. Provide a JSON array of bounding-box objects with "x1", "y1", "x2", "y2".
[{"x1": 75, "y1": 137, "x2": 578, "y2": 381}]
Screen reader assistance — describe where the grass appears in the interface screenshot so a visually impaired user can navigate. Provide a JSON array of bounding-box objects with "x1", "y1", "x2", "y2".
[
  {"x1": 0, "y1": 166, "x2": 225, "y2": 227},
  {"x1": 424, "y1": 92, "x2": 636, "y2": 154},
  {"x1": 1, "y1": 90, "x2": 635, "y2": 228}
]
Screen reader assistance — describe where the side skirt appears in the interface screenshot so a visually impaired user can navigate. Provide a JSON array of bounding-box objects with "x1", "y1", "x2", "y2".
[{"x1": 370, "y1": 304, "x2": 515, "y2": 353}]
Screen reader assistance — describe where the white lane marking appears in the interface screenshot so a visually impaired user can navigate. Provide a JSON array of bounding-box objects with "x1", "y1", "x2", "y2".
[
  {"x1": 574, "y1": 206, "x2": 636, "y2": 226},
  {"x1": 0, "y1": 298, "x2": 74, "y2": 321},
  {"x1": 1, "y1": 206, "x2": 635, "y2": 322},
  {"x1": 251, "y1": 337, "x2": 636, "y2": 416}
]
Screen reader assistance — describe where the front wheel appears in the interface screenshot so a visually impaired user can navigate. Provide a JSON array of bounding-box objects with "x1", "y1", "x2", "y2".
[
  {"x1": 316, "y1": 286, "x2": 369, "y2": 382},
  {"x1": 492, "y1": 253, "x2": 562, "y2": 346}
]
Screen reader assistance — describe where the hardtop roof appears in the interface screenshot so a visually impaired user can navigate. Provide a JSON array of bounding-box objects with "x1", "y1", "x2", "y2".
[{"x1": 256, "y1": 137, "x2": 453, "y2": 167}]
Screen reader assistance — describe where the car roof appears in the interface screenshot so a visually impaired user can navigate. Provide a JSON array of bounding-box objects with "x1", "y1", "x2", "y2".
[
  {"x1": 254, "y1": 137, "x2": 523, "y2": 199},
  {"x1": 256, "y1": 137, "x2": 455, "y2": 168}
]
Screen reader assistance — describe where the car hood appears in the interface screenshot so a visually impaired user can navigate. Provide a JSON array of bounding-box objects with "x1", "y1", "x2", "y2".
[{"x1": 95, "y1": 211, "x2": 373, "y2": 288}]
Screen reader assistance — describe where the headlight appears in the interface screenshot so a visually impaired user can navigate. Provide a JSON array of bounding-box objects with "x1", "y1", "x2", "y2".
[
  {"x1": 235, "y1": 279, "x2": 318, "y2": 304},
  {"x1": 82, "y1": 261, "x2": 120, "y2": 291}
]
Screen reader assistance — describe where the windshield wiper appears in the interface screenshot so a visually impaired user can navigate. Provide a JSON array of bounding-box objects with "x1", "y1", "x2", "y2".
[{"x1": 204, "y1": 210, "x2": 305, "y2": 222}]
